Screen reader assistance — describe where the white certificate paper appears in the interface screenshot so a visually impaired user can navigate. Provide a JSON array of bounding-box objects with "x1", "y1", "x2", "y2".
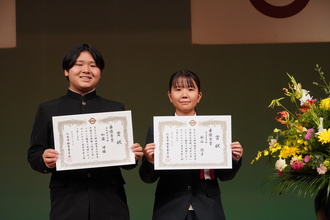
[
  {"x1": 154, "y1": 115, "x2": 232, "y2": 170},
  {"x1": 52, "y1": 110, "x2": 135, "y2": 171}
]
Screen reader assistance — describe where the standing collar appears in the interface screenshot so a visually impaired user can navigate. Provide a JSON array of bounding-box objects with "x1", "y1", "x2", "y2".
[{"x1": 66, "y1": 89, "x2": 97, "y2": 101}]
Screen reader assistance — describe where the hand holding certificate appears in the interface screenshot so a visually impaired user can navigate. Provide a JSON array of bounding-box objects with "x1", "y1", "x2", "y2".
[
  {"x1": 52, "y1": 110, "x2": 135, "y2": 171},
  {"x1": 154, "y1": 115, "x2": 232, "y2": 170}
]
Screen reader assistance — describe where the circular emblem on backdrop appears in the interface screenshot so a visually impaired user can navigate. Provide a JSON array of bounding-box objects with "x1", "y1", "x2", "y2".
[
  {"x1": 189, "y1": 120, "x2": 197, "y2": 126},
  {"x1": 89, "y1": 118, "x2": 96, "y2": 124},
  {"x1": 250, "y1": 0, "x2": 310, "y2": 18}
]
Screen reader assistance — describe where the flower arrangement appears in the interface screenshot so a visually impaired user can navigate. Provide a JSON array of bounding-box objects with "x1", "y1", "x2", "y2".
[{"x1": 251, "y1": 65, "x2": 330, "y2": 199}]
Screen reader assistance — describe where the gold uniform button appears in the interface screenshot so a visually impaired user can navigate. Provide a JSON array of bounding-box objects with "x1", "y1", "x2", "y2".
[{"x1": 82, "y1": 101, "x2": 86, "y2": 105}]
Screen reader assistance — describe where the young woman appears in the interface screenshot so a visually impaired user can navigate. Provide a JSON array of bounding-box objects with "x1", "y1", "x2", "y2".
[
  {"x1": 139, "y1": 70, "x2": 243, "y2": 220},
  {"x1": 28, "y1": 44, "x2": 143, "y2": 220}
]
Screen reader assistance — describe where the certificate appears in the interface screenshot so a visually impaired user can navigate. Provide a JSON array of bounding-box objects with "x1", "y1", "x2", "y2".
[
  {"x1": 52, "y1": 110, "x2": 135, "y2": 171},
  {"x1": 154, "y1": 115, "x2": 232, "y2": 170}
]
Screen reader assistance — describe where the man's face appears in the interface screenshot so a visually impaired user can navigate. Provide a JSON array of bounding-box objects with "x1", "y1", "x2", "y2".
[{"x1": 64, "y1": 51, "x2": 101, "y2": 95}]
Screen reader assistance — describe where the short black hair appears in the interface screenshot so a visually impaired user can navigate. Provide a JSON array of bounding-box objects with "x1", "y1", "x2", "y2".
[
  {"x1": 62, "y1": 44, "x2": 105, "y2": 71},
  {"x1": 169, "y1": 70, "x2": 201, "y2": 92}
]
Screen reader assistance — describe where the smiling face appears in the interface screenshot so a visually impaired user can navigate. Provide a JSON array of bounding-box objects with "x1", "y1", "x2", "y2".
[
  {"x1": 168, "y1": 76, "x2": 202, "y2": 116},
  {"x1": 64, "y1": 51, "x2": 101, "y2": 95}
]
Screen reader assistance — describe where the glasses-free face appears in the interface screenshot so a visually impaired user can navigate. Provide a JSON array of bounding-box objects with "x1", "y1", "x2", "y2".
[
  {"x1": 168, "y1": 78, "x2": 202, "y2": 116},
  {"x1": 64, "y1": 51, "x2": 101, "y2": 95}
]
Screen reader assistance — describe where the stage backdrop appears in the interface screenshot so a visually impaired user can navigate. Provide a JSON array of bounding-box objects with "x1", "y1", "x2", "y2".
[
  {"x1": 191, "y1": 0, "x2": 330, "y2": 44},
  {"x1": 1, "y1": 1, "x2": 330, "y2": 219}
]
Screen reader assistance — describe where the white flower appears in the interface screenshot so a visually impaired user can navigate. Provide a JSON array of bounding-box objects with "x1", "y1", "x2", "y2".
[
  {"x1": 275, "y1": 158, "x2": 287, "y2": 171},
  {"x1": 299, "y1": 89, "x2": 313, "y2": 106},
  {"x1": 317, "y1": 117, "x2": 324, "y2": 134},
  {"x1": 269, "y1": 139, "x2": 277, "y2": 147}
]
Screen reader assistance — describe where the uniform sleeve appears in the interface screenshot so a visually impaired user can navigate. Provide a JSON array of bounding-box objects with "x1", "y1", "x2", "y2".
[
  {"x1": 28, "y1": 104, "x2": 54, "y2": 174},
  {"x1": 139, "y1": 126, "x2": 160, "y2": 183},
  {"x1": 215, "y1": 158, "x2": 242, "y2": 181}
]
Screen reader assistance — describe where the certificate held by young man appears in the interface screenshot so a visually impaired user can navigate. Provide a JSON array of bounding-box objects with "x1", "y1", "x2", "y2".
[{"x1": 52, "y1": 110, "x2": 135, "y2": 171}]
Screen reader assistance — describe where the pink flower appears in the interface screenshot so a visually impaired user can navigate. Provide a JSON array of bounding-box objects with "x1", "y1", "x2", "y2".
[
  {"x1": 317, "y1": 164, "x2": 327, "y2": 175},
  {"x1": 291, "y1": 161, "x2": 304, "y2": 171},
  {"x1": 304, "y1": 155, "x2": 310, "y2": 163},
  {"x1": 304, "y1": 128, "x2": 314, "y2": 140},
  {"x1": 290, "y1": 157, "x2": 304, "y2": 171}
]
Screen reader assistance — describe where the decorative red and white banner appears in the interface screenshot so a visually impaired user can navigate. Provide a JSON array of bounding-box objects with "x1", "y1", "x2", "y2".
[{"x1": 191, "y1": 0, "x2": 330, "y2": 44}]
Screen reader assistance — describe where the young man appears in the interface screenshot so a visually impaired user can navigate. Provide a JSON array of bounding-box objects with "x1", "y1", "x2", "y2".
[{"x1": 28, "y1": 44, "x2": 143, "y2": 220}]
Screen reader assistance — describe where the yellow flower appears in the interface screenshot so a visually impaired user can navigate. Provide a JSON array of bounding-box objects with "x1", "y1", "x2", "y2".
[
  {"x1": 324, "y1": 160, "x2": 330, "y2": 167},
  {"x1": 296, "y1": 155, "x2": 303, "y2": 161},
  {"x1": 279, "y1": 146, "x2": 300, "y2": 158},
  {"x1": 295, "y1": 125, "x2": 305, "y2": 133},
  {"x1": 297, "y1": 139, "x2": 304, "y2": 144},
  {"x1": 274, "y1": 128, "x2": 281, "y2": 133},
  {"x1": 251, "y1": 151, "x2": 262, "y2": 164},
  {"x1": 320, "y1": 98, "x2": 330, "y2": 110},
  {"x1": 318, "y1": 129, "x2": 330, "y2": 144},
  {"x1": 269, "y1": 143, "x2": 281, "y2": 154},
  {"x1": 303, "y1": 145, "x2": 311, "y2": 151}
]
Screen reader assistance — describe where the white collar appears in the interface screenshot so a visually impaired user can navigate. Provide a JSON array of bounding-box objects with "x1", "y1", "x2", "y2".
[{"x1": 174, "y1": 112, "x2": 197, "y2": 116}]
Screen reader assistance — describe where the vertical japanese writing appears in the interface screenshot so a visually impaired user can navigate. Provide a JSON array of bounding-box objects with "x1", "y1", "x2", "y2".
[
  {"x1": 109, "y1": 125, "x2": 114, "y2": 142},
  {"x1": 89, "y1": 126, "x2": 94, "y2": 158},
  {"x1": 85, "y1": 127, "x2": 89, "y2": 159},
  {"x1": 80, "y1": 127, "x2": 85, "y2": 159},
  {"x1": 65, "y1": 132, "x2": 71, "y2": 159},
  {"x1": 180, "y1": 128, "x2": 184, "y2": 160},
  {"x1": 174, "y1": 127, "x2": 198, "y2": 161},
  {"x1": 166, "y1": 132, "x2": 170, "y2": 159},
  {"x1": 98, "y1": 122, "x2": 125, "y2": 156},
  {"x1": 193, "y1": 129, "x2": 197, "y2": 160},
  {"x1": 188, "y1": 129, "x2": 192, "y2": 160},
  {"x1": 184, "y1": 128, "x2": 188, "y2": 160},
  {"x1": 116, "y1": 130, "x2": 122, "y2": 145},
  {"x1": 75, "y1": 126, "x2": 99, "y2": 160},
  {"x1": 209, "y1": 128, "x2": 213, "y2": 146},
  {"x1": 94, "y1": 126, "x2": 98, "y2": 159},
  {"x1": 215, "y1": 134, "x2": 221, "y2": 148}
]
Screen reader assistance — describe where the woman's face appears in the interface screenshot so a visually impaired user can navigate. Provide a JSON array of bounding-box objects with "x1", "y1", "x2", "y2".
[
  {"x1": 168, "y1": 78, "x2": 202, "y2": 116},
  {"x1": 64, "y1": 51, "x2": 101, "y2": 95}
]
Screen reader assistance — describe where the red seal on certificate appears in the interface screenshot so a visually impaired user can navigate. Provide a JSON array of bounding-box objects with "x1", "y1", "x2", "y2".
[{"x1": 66, "y1": 156, "x2": 73, "y2": 163}]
